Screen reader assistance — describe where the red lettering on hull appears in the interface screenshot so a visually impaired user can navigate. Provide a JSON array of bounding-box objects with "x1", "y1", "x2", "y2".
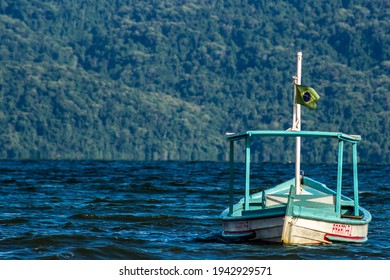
[{"x1": 331, "y1": 223, "x2": 352, "y2": 236}]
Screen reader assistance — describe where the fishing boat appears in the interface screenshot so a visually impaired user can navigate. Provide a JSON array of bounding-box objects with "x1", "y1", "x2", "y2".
[{"x1": 220, "y1": 52, "x2": 371, "y2": 244}]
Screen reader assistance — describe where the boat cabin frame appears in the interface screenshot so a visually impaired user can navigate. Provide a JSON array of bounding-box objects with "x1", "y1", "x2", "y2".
[{"x1": 226, "y1": 130, "x2": 361, "y2": 218}]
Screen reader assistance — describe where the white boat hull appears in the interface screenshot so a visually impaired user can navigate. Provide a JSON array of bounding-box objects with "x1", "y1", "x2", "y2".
[
  {"x1": 222, "y1": 216, "x2": 284, "y2": 242},
  {"x1": 222, "y1": 215, "x2": 368, "y2": 244},
  {"x1": 281, "y1": 216, "x2": 368, "y2": 244}
]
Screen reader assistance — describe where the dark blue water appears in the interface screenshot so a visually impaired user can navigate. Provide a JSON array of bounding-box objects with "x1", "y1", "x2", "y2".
[{"x1": 0, "y1": 160, "x2": 388, "y2": 260}]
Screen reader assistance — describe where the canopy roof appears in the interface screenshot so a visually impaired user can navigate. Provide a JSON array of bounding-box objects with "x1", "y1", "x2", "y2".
[{"x1": 226, "y1": 130, "x2": 361, "y2": 143}]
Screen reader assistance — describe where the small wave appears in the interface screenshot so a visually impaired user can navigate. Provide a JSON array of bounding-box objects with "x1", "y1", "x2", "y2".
[
  {"x1": 192, "y1": 232, "x2": 248, "y2": 244},
  {"x1": 88, "y1": 197, "x2": 110, "y2": 203},
  {"x1": 68, "y1": 213, "x2": 100, "y2": 220},
  {"x1": 0, "y1": 178, "x2": 18, "y2": 185},
  {"x1": 72, "y1": 245, "x2": 157, "y2": 259},
  {"x1": 68, "y1": 213, "x2": 178, "y2": 222},
  {"x1": 359, "y1": 190, "x2": 375, "y2": 196},
  {"x1": 0, "y1": 218, "x2": 29, "y2": 225},
  {"x1": 65, "y1": 178, "x2": 82, "y2": 184},
  {"x1": 124, "y1": 182, "x2": 166, "y2": 193},
  {"x1": 168, "y1": 181, "x2": 190, "y2": 186},
  {"x1": 378, "y1": 185, "x2": 390, "y2": 191}
]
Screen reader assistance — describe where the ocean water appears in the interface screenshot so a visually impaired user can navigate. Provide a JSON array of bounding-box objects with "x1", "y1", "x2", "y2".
[{"x1": 0, "y1": 160, "x2": 388, "y2": 260}]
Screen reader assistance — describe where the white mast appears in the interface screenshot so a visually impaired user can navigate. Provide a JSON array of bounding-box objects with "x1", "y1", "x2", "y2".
[{"x1": 293, "y1": 52, "x2": 302, "y2": 194}]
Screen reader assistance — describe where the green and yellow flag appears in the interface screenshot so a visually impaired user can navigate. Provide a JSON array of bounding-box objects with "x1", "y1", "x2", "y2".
[{"x1": 295, "y1": 85, "x2": 320, "y2": 110}]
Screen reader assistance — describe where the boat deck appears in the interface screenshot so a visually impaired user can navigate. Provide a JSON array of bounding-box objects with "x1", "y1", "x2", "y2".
[{"x1": 225, "y1": 176, "x2": 366, "y2": 223}]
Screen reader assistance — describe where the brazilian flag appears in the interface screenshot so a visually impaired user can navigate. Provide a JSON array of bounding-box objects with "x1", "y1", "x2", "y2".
[{"x1": 295, "y1": 85, "x2": 320, "y2": 110}]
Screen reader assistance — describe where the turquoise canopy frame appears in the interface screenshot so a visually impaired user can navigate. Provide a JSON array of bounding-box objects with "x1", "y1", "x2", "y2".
[{"x1": 226, "y1": 130, "x2": 361, "y2": 217}]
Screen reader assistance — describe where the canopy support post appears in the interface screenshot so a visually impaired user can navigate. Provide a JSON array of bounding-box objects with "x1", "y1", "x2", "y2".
[
  {"x1": 244, "y1": 136, "x2": 251, "y2": 211},
  {"x1": 353, "y1": 143, "x2": 360, "y2": 216},
  {"x1": 229, "y1": 140, "x2": 234, "y2": 216},
  {"x1": 336, "y1": 140, "x2": 344, "y2": 215}
]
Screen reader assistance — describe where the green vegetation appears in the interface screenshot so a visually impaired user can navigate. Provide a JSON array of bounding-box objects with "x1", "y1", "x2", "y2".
[{"x1": 0, "y1": 0, "x2": 389, "y2": 162}]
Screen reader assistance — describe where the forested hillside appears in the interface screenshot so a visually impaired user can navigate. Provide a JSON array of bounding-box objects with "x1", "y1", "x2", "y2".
[{"x1": 0, "y1": 0, "x2": 389, "y2": 162}]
